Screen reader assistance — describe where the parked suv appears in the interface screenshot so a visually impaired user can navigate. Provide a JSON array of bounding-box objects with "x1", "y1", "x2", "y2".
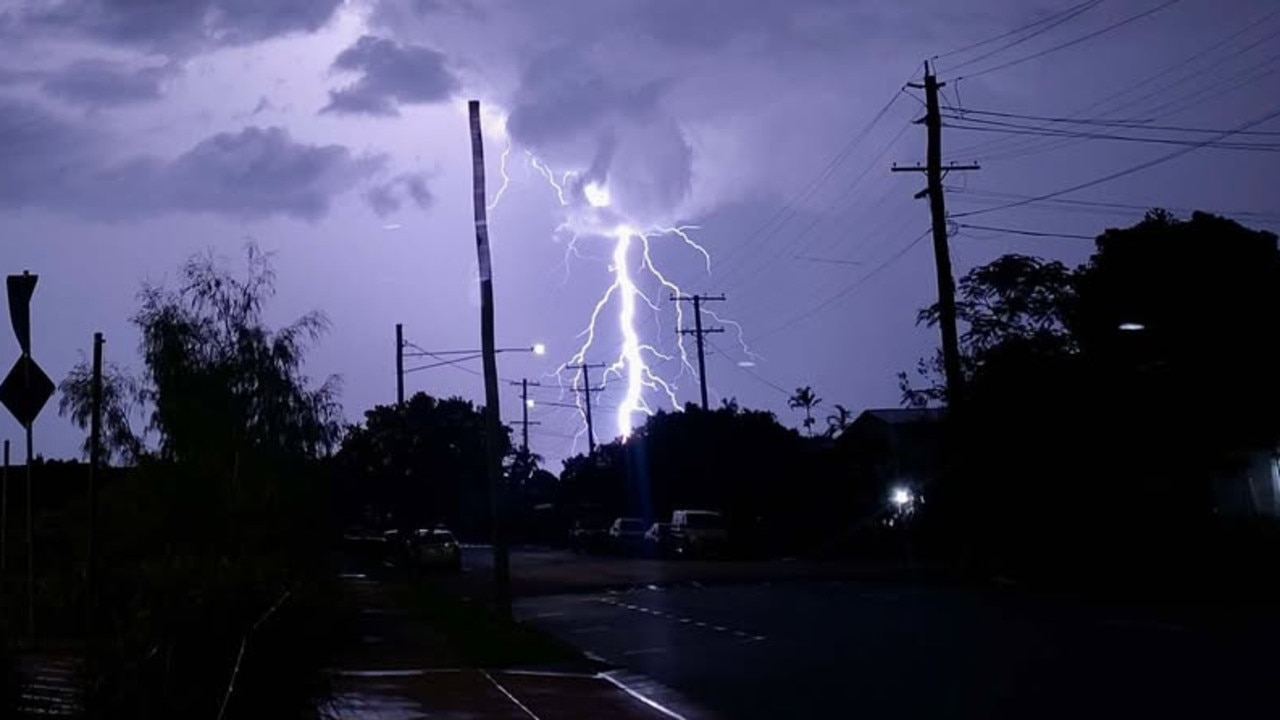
[{"x1": 670, "y1": 510, "x2": 728, "y2": 558}]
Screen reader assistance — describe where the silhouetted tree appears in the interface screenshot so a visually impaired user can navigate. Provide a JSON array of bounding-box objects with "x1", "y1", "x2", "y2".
[
  {"x1": 134, "y1": 245, "x2": 342, "y2": 467},
  {"x1": 900, "y1": 253, "x2": 1076, "y2": 407},
  {"x1": 788, "y1": 386, "x2": 822, "y2": 436},
  {"x1": 824, "y1": 404, "x2": 854, "y2": 438},
  {"x1": 903, "y1": 210, "x2": 1280, "y2": 583},
  {"x1": 58, "y1": 361, "x2": 145, "y2": 465},
  {"x1": 335, "y1": 392, "x2": 512, "y2": 540}
]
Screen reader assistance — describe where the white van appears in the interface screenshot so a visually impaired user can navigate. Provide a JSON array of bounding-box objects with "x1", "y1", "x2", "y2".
[{"x1": 670, "y1": 510, "x2": 728, "y2": 556}]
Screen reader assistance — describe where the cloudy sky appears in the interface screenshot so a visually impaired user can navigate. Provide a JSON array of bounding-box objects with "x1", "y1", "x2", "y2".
[{"x1": 2, "y1": 0, "x2": 1278, "y2": 465}]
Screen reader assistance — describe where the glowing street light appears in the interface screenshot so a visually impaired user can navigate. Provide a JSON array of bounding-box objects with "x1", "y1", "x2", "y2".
[
  {"x1": 532, "y1": 342, "x2": 547, "y2": 356},
  {"x1": 525, "y1": 398, "x2": 535, "y2": 409},
  {"x1": 1118, "y1": 322, "x2": 1146, "y2": 332},
  {"x1": 891, "y1": 487, "x2": 913, "y2": 507}
]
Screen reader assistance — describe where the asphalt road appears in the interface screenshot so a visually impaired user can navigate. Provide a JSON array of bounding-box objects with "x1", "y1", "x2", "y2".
[{"x1": 468, "y1": 549, "x2": 1278, "y2": 720}]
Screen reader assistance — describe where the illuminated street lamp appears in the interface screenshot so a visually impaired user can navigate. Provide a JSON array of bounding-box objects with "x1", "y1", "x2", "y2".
[
  {"x1": 891, "y1": 487, "x2": 913, "y2": 507},
  {"x1": 1118, "y1": 322, "x2": 1146, "y2": 332}
]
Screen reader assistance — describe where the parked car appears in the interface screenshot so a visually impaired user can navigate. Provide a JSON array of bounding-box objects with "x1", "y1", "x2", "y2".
[
  {"x1": 643, "y1": 522, "x2": 674, "y2": 557},
  {"x1": 609, "y1": 517, "x2": 647, "y2": 554},
  {"x1": 569, "y1": 520, "x2": 611, "y2": 554},
  {"x1": 407, "y1": 528, "x2": 462, "y2": 572},
  {"x1": 670, "y1": 510, "x2": 729, "y2": 558}
]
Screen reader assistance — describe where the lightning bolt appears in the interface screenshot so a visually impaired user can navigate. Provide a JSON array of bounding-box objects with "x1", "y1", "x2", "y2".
[
  {"x1": 516, "y1": 152, "x2": 748, "y2": 445},
  {"x1": 487, "y1": 138, "x2": 513, "y2": 211}
]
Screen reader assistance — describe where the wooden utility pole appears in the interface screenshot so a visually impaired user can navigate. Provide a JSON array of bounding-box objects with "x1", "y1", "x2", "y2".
[
  {"x1": 468, "y1": 100, "x2": 510, "y2": 618},
  {"x1": 892, "y1": 62, "x2": 979, "y2": 405},
  {"x1": 2, "y1": 439, "x2": 8, "y2": 574},
  {"x1": 395, "y1": 323, "x2": 405, "y2": 407},
  {"x1": 673, "y1": 294, "x2": 725, "y2": 410},
  {"x1": 569, "y1": 363, "x2": 606, "y2": 455},
  {"x1": 510, "y1": 378, "x2": 542, "y2": 452},
  {"x1": 87, "y1": 332, "x2": 103, "y2": 615}
]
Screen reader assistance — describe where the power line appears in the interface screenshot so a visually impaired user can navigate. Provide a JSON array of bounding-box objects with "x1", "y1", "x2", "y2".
[
  {"x1": 934, "y1": 0, "x2": 1104, "y2": 61},
  {"x1": 944, "y1": 0, "x2": 1105, "y2": 73},
  {"x1": 942, "y1": 116, "x2": 1280, "y2": 152},
  {"x1": 945, "y1": 108, "x2": 1280, "y2": 136},
  {"x1": 952, "y1": 104, "x2": 1280, "y2": 219},
  {"x1": 752, "y1": 227, "x2": 932, "y2": 343},
  {"x1": 710, "y1": 89, "x2": 908, "y2": 280},
  {"x1": 707, "y1": 337, "x2": 792, "y2": 398},
  {"x1": 953, "y1": 17, "x2": 1280, "y2": 161},
  {"x1": 960, "y1": 0, "x2": 1185, "y2": 80},
  {"x1": 946, "y1": 186, "x2": 1280, "y2": 223},
  {"x1": 956, "y1": 222, "x2": 1095, "y2": 240}
]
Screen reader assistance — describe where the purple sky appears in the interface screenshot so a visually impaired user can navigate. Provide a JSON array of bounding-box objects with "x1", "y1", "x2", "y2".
[{"x1": 2, "y1": 0, "x2": 1278, "y2": 466}]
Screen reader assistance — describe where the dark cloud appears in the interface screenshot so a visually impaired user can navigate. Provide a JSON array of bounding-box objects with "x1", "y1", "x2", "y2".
[
  {"x1": 364, "y1": 173, "x2": 433, "y2": 217},
  {"x1": 322, "y1": 35, "x2": 460, "y2": 117},
  {"x1": 0, "y1": 99, "x2": 382, "y2": 222},
  {"x1": 505, "y1": 45, "x2": 667, "y2": 148},
  {"x1": 22, "y1": 0, "x2": 344, "y2": 52},
  {"x1": 41, "y1": 60, "x2": 172, "y2": 107}
]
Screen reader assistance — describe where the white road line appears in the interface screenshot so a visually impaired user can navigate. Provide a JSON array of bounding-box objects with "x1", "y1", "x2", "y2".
[
  {"x1": 599, "y1": 672, "x2": 690, "y2": 720},
  {"x1": 712, "y1": 626, "x2": 727, "y2": 632},
  {"x1": 733, "y1": 630, "x2": 748, "y2": 637},
  {"x1": 679, "y1": 618, "x2": 692, "y2": 624},
  {"x1": 695, "y1": 622, "x2": 707, "y2": 627},
  {"x1": 482, "y1": 670, "x2": 542, "y2": 720},
  {"x1": 622, "y1": 647, "x2": 669, "y2": 657},
  {"x1": 497, "y1": 669, "x2": 597, "y2": 679}
]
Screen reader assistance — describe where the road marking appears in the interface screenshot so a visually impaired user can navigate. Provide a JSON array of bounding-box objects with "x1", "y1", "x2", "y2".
[
  {"x1": 695, "y1": 622, "x2": 707, "y2": 628},
  {"x1": 622, "y1": 647, "x2": 669, "y2": 657},
  {"x1": 712, "y1": 626, "x2": 727, "y2": 632},
  {"x1": 482, "y1": 670, "x2": 542, "y2": 720},
  {"x1": 599, "y1": 672, "x2": 690, "y2": 720},
  {"x1": 497, "y1": 669, "x2": 596, "y2": 679},
  {"x1": 733, "y1": 630, "x2": 748, "y2": 637},
  {"x1": 679, "y1": 618, "x2": 692, "y2": 624}
]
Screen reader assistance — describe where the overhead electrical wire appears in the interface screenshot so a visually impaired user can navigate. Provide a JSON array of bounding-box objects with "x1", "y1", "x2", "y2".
[
  {"x1": 951, "y1": 104, "x2": 1280, "y2": 219},
  {"x1": 943, "y1": 0, "x2": 1106, "y2": 74},
  {"x1": 933, "y1": 0, "x2": 1106, "y2": 62},
  {"x1": 959, "y1": 0, "x2": 1185, "y2": 80},
  {"x1": 751, "y1": 227, "x2": 932, "y2": 343}
]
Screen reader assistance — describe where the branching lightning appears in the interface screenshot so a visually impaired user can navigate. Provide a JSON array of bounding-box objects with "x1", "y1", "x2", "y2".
[
  {"x1": 497, "y1": 144, "x2": 752, "y2": 448},
  {"x1": 487, "y1": 138, "x2": 513, "y2": 211}
]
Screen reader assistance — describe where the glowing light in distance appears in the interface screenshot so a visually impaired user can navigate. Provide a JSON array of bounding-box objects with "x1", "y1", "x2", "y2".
[
  {"x1": 584, "y1": 182, "x2": 611, "y2": 208},
  {"x1": 891, "y1": 487, "x2": 912, "y2": 507},
  {"x1": 1118, "y1": 322, "x2": 1145, "y2": 331},
  {"x1": 737, "y1": 361, "x2": 757, "y2": 368},
  {"x1": 526, "y1": 398, "x2": 536, "y2": 409},
  {"x1": 532, "y1": 343, "x2": 547, "y2": 356}
]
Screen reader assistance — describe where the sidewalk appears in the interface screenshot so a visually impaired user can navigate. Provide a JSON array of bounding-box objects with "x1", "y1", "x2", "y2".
[{"x1": 324, "y1": 568, "x2": 708, "y2": 720}]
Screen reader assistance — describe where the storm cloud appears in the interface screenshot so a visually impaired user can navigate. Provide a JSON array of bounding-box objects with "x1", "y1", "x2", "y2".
[
  {"x1": 41, "y1": 59, "x2": 173, "y2": 107},
  {"x1": 0, "y1": 99, "x2": 382, "y2": 222},
  {"x1": 20, "y1": 0, "x2": 346, "y2": 52},
  {"x1": 322, "y1": 35, "x2": 460, "y2": 117}
]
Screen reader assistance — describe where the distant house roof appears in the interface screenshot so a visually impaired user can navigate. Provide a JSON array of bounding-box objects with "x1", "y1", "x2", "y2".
[{"x1": 858, "y1": 408, "x2": 946, "y2": 426}]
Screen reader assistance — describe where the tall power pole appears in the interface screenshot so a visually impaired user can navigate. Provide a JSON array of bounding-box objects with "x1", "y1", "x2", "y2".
[
  {"x1": 87, "y1": 332, "x2": 103, "y2": 615},
  {"x1": 673, "y1": 294, "x2": 725, "y2": 410},
  {"x1": 510, "y1": 378, "x2": 541, "y2": 452},
  {"x1": 468, "y1": 100, "x2": 510, "y2": 618},
  {"x1": 395, "y1": 323, "x2": 405, "y2": 407},
  {"x1": 2, "y1": 440, "x2": 8, "y2": 573},
  {"x1": 568, "y1": 363, "x2": 606, "y2": 455},
  {"x1": 892, "y1": 62, "x2": 979, "y2": 404}
]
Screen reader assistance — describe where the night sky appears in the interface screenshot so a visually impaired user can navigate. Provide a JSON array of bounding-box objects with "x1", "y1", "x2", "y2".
[{"x1": 2, "y1": 0, "x2": 1278, "y2": 465}]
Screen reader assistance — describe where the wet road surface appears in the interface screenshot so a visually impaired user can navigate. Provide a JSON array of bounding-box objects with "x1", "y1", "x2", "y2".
[{"x1": 515, "y1": 578, "x2": 1278, "y2": 720}]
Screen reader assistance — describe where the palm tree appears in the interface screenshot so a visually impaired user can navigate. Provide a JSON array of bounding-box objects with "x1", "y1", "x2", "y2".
[
  {"x1": 788, "y1": 386, "x2": 822, "y2": 436},
  {"x1": 825, "y1": 404, "x2": 854, "y2": 438}
]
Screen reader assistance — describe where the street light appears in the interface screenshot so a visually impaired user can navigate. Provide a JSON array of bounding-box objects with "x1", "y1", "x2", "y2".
[
  {"x1": 1118, "y1": 322, "x2": 1146, "y2": 332},
  {"x1": 891, "y1": 487, "x2": 913, "y2": 507}
]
